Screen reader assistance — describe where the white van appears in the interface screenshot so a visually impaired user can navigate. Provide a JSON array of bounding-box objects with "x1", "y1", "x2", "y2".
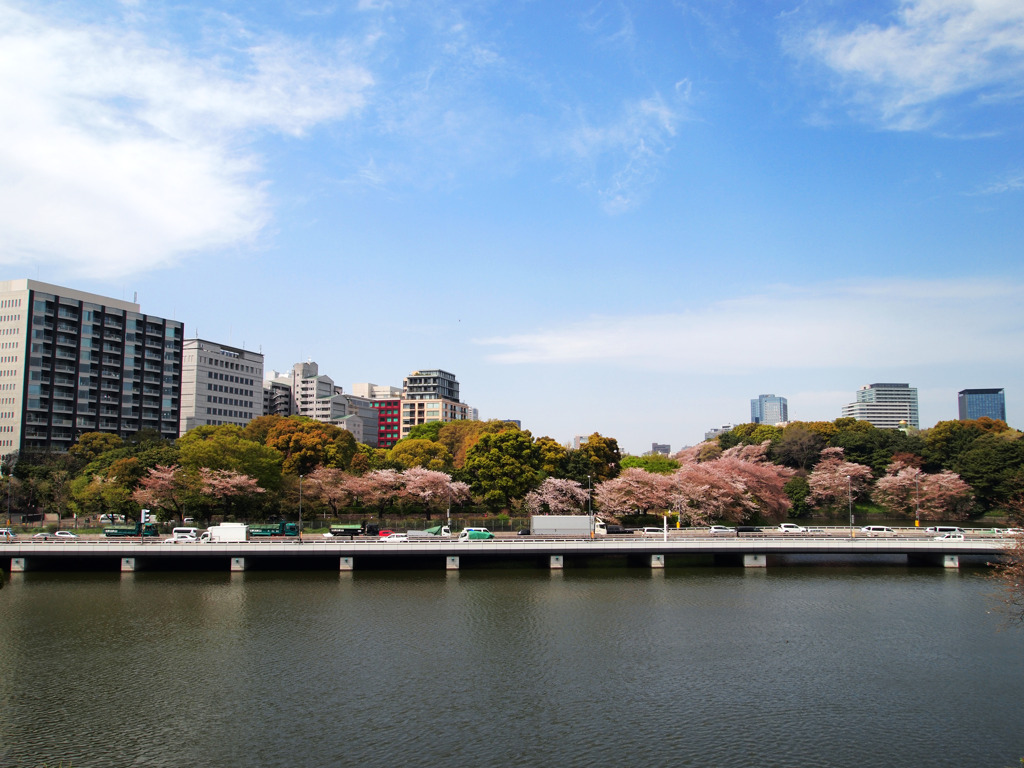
[{"x1": 171, "y1": 527, "x2": 199, "y2": 540}]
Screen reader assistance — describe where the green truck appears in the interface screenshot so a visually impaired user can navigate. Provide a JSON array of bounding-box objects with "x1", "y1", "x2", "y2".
[
  {"x1": 104, "y1": 523, "x2": 158, "y2": 537},
  {"x1": 248, "y1": 521, "x2": 300, "y2": 537},
  {"x1": 329, "y1": 523, "x2": 364, "y2": 538}
]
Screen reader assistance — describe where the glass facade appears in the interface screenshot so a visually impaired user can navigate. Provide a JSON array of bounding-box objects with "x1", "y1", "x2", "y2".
[{"x1": 958, "y1": 389, "x2": 1006, "y2": 421}]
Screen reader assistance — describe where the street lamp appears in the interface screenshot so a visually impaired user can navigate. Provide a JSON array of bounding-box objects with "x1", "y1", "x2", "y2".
[
  {"x1": 847, "y1": 475, "x2": 854, "y2": 538},
  {"x1": 587, "y1": 475, "x2": 593, "y2": 539},
  {"x1": 915, "y1": 475, "x2": 921, "y2": 528},
  {"x1": 298, "y1": 474, "x2": 303, "y2": 542}
]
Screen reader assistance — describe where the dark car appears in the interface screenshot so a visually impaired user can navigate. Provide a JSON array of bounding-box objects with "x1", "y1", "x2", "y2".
[
  {"x1": 517, "y1": 528, "x2": 531, "y2": 536},
  {"x1": 735, "y1": 526, "x2": 763, "y2": 533}
]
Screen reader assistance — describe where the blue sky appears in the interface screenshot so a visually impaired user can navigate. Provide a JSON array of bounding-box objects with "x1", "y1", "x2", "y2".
[{"x1": 1, "y1": 0, "x2": 1022, "y2": 454}]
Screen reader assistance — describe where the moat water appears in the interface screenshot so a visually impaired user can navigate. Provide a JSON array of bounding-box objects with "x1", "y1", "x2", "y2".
[{"x1": 1, "y1": 562, "x2": 1021, "y2": 767}]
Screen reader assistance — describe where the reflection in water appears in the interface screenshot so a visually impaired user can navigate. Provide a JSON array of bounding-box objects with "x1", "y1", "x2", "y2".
[{"x1": 0, "y1": 567, "x2": 1021, "y2": 768}]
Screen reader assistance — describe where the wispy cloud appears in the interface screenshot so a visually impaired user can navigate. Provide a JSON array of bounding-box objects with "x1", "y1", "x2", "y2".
[
  {"x1": 564, "y1": 91, "x2": 684, "y2": 213},
  {"x1": 974, "y1": 169, "x2": 1024, "y2": 195},
  {"x1": 798, "y1": 0, "x2": 1024, "y2": 130},
  {"x1": 0, "y1": 2, "x2": 371, "y2": 278},
  {"x1": 477, "y1": 279, "x2": 1024, "y2": 370}
]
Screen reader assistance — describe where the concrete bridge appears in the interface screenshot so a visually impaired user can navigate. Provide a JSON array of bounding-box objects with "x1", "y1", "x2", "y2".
[{"x1": 1, "y1": 534, "x2": 1013, "y2": 573}]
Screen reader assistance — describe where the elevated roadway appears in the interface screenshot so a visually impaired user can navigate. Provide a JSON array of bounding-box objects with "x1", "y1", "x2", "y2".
[{"x1": 2, "y1": 532, "x2": 1014, "y2": 573}]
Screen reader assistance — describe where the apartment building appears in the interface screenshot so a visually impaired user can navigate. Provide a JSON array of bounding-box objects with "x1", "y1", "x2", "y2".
[
  {"x1": 400, "y1": 369, "x2": 468, "y2": 438},
  {"x1": 180, "y1": 339, "x2": 263, "y2": 434},
  {"x1": 0, "y1": 279, "x2": 183, "y2": 453}
]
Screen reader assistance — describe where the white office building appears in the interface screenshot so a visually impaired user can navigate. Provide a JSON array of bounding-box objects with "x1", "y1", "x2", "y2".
[
  {"x1": 180, "y1": 339, "x2": 263, "y2": 434},
  {"x1": 841, "y1": 383, "x2": 919, "y2": 430}
]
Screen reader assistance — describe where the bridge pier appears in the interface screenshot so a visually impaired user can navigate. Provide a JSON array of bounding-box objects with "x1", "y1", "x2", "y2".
[
  {"x1": 550, "y1": 555, "x2": 564, "y2": 570},
  {"x1": 908, "y1": 554, "x2": 961, "y2": 569},
  {"x1": 120, "y1": 557, "x2": 136, "y2": 572},
  {"x1": 10, "y1": 557, "x2": 26, "y2": 572},
  {"x1": 339, "y1": 556, "x2": 354, "y2": 571},
  {"x1": 650, "y1": 554, "x2": 665, "y2": 569},
  {"x1": 744, "y1": 554, "x2": 767, "y2": 568},
  {"x1": 230, "y1": 557, "x2": 247, "y2": 572},
  {"x1": 446, "y1": 556, "x2": 460, "y2": 571}
]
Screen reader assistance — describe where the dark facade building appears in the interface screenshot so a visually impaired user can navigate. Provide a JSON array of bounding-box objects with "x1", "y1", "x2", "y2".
[{"x1": 958, "y1": 388, "x2": 1006, "y2": 422}]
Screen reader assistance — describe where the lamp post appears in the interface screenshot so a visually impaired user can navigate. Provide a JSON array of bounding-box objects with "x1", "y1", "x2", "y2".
[
  {"x1": 298, "y1": 474, "x2": 303, "y2": 542},
  {"x1": 587, "y1": 475, "x2": 594, "y2": 539},
  {"x1": 915, "y1": 475, "x2": 920, "y2": 528},
  {"x1": 847, "y1": 475, "x2": 854, "y2": 538}
]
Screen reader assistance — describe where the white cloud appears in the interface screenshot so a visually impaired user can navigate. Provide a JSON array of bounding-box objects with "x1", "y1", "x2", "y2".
[
  {"x1": 800, "y1": 0, "x2": 1024, "y2": 129},
  {"x1": 477, "y1": 278, "x2": 1024, "y2": 371},
  {"x1": 0, "y1": 3, "x2": 372, "y2": 278},
  {"x1": 566, "y1": 92, "x2": 684, "y2": 213}
]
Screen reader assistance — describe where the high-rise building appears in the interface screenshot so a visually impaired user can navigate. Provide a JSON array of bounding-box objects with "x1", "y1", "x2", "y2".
[
  {"x1": 400, "y1": 369, "x2": 468, "y2": 438},
  {"x1": 0, "y1": 279, "x2": 183, "y2": 453},
  {"x1": 651, "y1": 443, "x2": 671, "y2": 455},
  {"x1": 841, "y1": 383, "x2": 919, "y2": 429},
  {"x1": 958, "y1": 388, "x2": 1006, "y2": 422},
  {"x1": 750, "y1": 394, "x2": 788, "y2": 425},
  {"x1": 180, "y1": 339, "x2": 263, "y2": 434}
]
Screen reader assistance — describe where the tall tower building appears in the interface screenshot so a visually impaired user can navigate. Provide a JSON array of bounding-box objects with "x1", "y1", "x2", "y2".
[
  {"x1": 958, "y1": 388, "x2": 1006, "y2": 422},
  {"x1": 841, "y1": 383, "x2": 919, "y2": 429},
  {"x1": 0, "y1": 279, "x2": 183, "y2": 453},
  {"x1": 180, "y1": 339, "x2": 263, "y2": 434},
  {"x1": 750, "y1": 394, "x2": 789, "y2": 425}
]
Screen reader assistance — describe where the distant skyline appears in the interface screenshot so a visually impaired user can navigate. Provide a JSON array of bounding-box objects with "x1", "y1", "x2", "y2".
[{"x1": 1, "y1": 0, "x2": 1022, "y2": 453}]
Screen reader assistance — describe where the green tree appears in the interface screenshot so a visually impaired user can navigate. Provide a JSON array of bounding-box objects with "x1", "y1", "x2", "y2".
[
  {"x1": 388, "y1": 439, "x2": 453, "y2": 471},
  {"x1": 177, "y1": 425, "x2": 284, "y2": 491},
  {"x1": 464, "y1": 429, "x2": 542, "y2": 509},
  {"x1": 264, "y1": 417, "x2": 357, "y2": 476},
  {"x1": 572, "y1": 433, "x2": 621, "y2": 483},
  {"x1": 534, "y1": 436, "x2": 569, "y2": 478},
  {"x1": 783, "y1": 476, "x2": 812, "y2": 519},
  {"x1": 69, "y1": 433, "x2": 124, "y2": 466},
  {"x1": 621, "y1": 454, "x2": 680, "y2": 475},
  {"x1": 405, "y1": 422, "x2": 445, "y2": 442},
  {"x1": 773, "y1": 425, "x2": 826, "y2": 470},
  {"x1": 952, "y1": 432, "x2": 1024, "y2": 510}
]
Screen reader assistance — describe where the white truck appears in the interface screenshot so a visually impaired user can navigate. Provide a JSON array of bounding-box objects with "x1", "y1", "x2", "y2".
[
  {"x1": 529, "y1": 516, "x2": 613, "y2": 537},
  {"x1": 199, "y1": 523, "x2": 249, "y2": 543},
  {"x1": 406, "y1": 524, "x2": 452, "y2": 539}
]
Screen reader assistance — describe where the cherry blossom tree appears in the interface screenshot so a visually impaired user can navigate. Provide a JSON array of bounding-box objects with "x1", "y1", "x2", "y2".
[
  {"x1": 872, "y1": 461, "x2": 974, "y2": 521},
  {"x1": 668, "y1": 455, "x2": 792, "y2": 525},
  {"x1": 401, "y1": 467, "x2": 470, "y2": 518},
  {"x1": 199, "y1": 468, "x2": 266, "y2": 520},
  {"x1": 304, "y1": 466, "x2": 353, "y2": 516},
  {"x1": 595, "y1": 468, "x2": 673, "y2": 516},
  {"x1": 132, "y1": 465, "x2": 199, "y2": 522},
  {"x1": 524, "y1": 478, "x2": 590, "y2": 515},
  {"x1": 344, "y1": 469, "x2": 405, "y2": 514},
  {"x1": 806, "y1": 447, "x2": 873, "y2": 514}
]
